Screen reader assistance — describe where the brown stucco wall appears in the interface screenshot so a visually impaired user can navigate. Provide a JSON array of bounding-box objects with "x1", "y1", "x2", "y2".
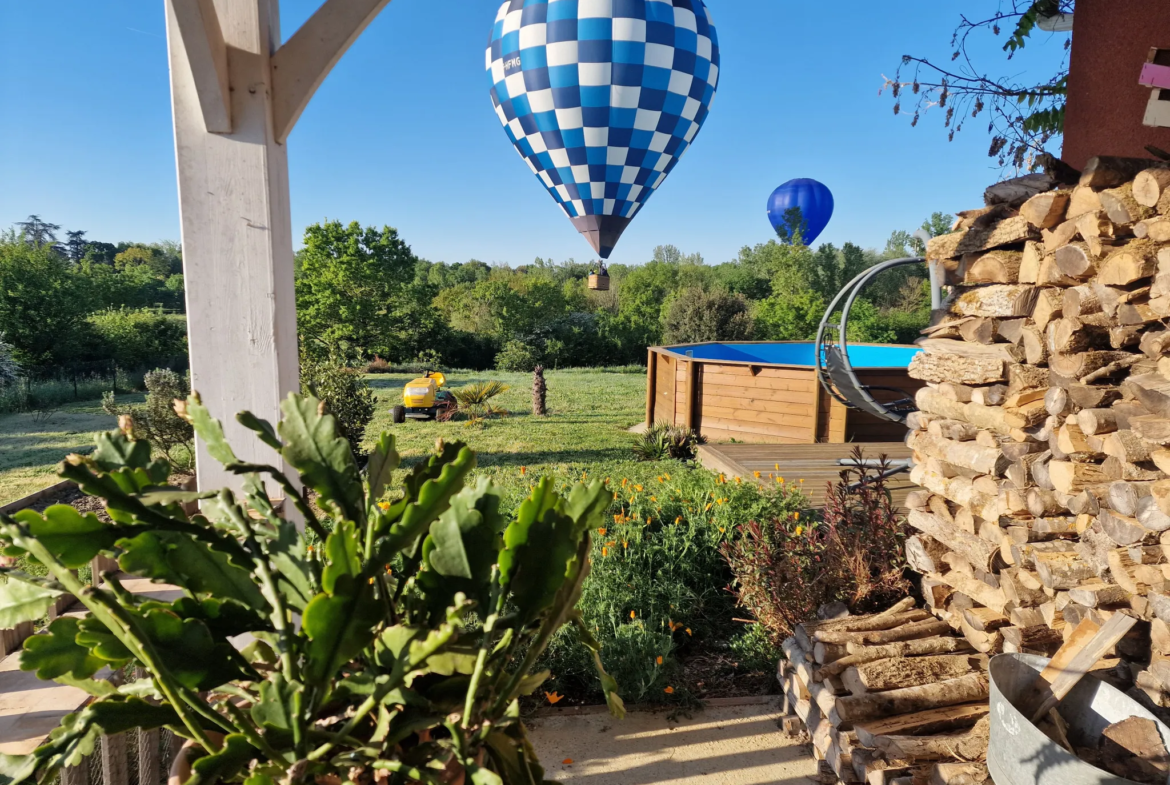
[{"x1": 1062, "y1": 0, "x2": 1170, "y2": 170}]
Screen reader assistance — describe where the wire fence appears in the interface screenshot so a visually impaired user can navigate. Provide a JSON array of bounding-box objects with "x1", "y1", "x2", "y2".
[{"x1": 0, "y1": 358, "x2": 188, "y2": 414}]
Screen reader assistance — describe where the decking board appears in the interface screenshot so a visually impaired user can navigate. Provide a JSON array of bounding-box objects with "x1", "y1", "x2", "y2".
[{"x1": 696, "y1": 442, "x2": 915, "y2": 510}]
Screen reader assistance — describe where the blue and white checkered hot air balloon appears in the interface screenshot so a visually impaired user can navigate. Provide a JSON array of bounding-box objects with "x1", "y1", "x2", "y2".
[{"x1": 487, "y1": 0, "x2": 720, "y2": 259}]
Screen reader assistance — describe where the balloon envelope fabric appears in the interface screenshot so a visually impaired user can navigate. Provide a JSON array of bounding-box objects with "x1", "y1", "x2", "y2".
[
  {"x1": 487, "y1": 0, "x2": 720, "y2": 259},
  {"x1": 767, "y1": 178, "x2": 835, "y2": 246}
]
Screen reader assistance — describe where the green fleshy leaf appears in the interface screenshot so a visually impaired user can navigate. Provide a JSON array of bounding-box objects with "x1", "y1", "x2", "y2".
[
  {"x1": 265, "y1": 522, "x2": 314, "y2": 612},
  {"x1": 140, "y1": 596, "x2": 270, "y2": 639},
  {"x1": 498, "y1": 479, "x2": 580, "y2": 624},
  {"x1": 21, "y1": 617, "x2": 104, "y2": 681},
  {"x1": 365, "y1": 431, "x2": 399, "y2": 505},
  {"x1": 137, "y1": 489, "x2": 218, "y2": 507},
  {"x1": 75, "y1": 616, "x2": 134, "y2": 663},
  {"x1": 117, "y1": 531, "x2": 266, "y2": 610},
  {"x1": 91, "y1": 429, "x2": 152, "y2": 472},
  {"x1": 52, "y1": 674, "x2": 119, "y2": 698},
  {"x1": 513, "y1": 670, "x2": 550, "y2": 697},
  {"x1": 132, "y1": 607, "x2": 253, "y2": 691},
  {"x1": 181, "y1": 393, "x2": 238, "y2": 466},
  {"x1": 0, "y1": 753, "x2": 36, "y2": 785},
  {"x1": 0, "y1": 578, "x2": 62, "y2": 628},
  {"x1": 302, "y1": 581, "x2": 382, "y2": 688},
  {"x1": 236, "y1": 411, "x2": 282, "y2": 452},
  {"x1": 12, "y1": 505, "x2": 121, "y2": 568},
  {"x1": 573, "y1": 613, "x2": 625, "y2": 719},
  {"x1": 380, "y1": 443, "x2": 476, "y2": 559},
  {"x1": 278, "y1": 394, "x2": 364, "y2": 524},
  {"x1": 33, "y1": 697, "x2": 182, "y2": 772},
  {"x1": 250, "y1": 673, "x2": 300, "y2": 733},
  {"x1": 322, "y1": 520, "x2": 361, "y2": 595},
  {"x1": 186, "y1": 734, "x2": 256, "y2": 785}
]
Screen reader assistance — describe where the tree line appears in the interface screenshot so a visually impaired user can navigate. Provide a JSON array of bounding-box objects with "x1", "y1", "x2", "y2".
[
  {"x1": 295, "y1": 214, "x2": 952, "y2": 371},
  {"x1": 0, "y1": 211, "x2": 950, "y2": 384}
]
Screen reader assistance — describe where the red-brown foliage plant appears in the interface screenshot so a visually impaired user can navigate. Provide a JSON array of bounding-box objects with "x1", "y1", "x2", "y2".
[{"x1": 722, "y1": 447, "x2": 911, "y2": 644}]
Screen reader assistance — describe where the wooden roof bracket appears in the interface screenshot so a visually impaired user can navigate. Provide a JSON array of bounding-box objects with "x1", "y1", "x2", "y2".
[{"x1": 168, "y1": 0, "x2": 392, "y2": 141}]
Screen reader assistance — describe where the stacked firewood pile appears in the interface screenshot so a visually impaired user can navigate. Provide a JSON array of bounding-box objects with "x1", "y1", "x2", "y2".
[
  {"x1": 780, "y1": 156, "x2": 1170, "y2": 785},
  {"x1": 779, "y1": 599, "x2": 994, "y2": 785},
  {"x1": 905, "y1": 155, "x2": 1170, "y2": 722}
]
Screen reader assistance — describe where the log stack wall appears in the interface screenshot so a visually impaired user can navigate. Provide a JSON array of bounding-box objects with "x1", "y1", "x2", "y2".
[
  {"x1": 780, "y1": 157, "x2": 1170, "y2": 785},
  {"x1": 902, "y1": 156, "x2": 1170, "y2": 730}
]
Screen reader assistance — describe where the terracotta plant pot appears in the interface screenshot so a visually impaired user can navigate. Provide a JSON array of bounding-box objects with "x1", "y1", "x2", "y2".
[{"x1": 167, "y1": 733, "x2": 224, "y2": 785}]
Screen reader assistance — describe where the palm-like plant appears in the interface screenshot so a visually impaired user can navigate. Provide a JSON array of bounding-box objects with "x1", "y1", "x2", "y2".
[{"x1": 450, "y1": 381, "x2": 511, "y2": 428}]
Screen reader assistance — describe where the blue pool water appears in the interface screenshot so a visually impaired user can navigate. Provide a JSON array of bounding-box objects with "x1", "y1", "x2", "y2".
[{"x1": 664, "y1": 342, "x2": 922, "y2": 368}]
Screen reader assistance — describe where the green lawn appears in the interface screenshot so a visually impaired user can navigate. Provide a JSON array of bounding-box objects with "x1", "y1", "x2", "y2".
[
  {"x1": 0, "y1": 394, "x2": 143, "y2": 504},
  {"x1": 364, "y1": 369, "x2": 654, "y2": 507},
  {"x1": 0, "y1": 371, "x2": 651, "y2": 506}
]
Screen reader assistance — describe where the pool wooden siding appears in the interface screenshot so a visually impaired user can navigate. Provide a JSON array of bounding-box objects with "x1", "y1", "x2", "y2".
[{"x1": 645, "y1": 345, "x2": 924, "y2": 444}]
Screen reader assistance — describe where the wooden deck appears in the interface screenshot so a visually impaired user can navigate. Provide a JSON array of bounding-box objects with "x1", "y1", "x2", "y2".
[
  {"x1": 696, "y1": 442, "x2": 915, "y2": 509},
  {"x1": 0, "y1": 577, "x2": 182, "y2": 756}
]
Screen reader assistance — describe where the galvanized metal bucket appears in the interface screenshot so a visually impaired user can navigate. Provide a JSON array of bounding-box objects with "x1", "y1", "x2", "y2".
[{"x1": 989, "y1": 653, "x2": 1170, "y2": 785}]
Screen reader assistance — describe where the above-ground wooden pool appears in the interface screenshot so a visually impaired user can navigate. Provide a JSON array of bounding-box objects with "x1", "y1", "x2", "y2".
[{"x1": 646, "y1": 342, "x2": 926, "y2": 444}]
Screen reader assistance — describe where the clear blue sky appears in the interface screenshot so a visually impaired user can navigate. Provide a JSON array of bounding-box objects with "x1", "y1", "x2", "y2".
[{"x1": 0, "y1": 1, "x2": 1068, "y2": 266}]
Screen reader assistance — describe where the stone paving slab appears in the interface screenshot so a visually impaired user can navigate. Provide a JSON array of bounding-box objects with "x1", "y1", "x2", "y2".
[
  {"x1": 0, "y1": 577, "x2": 182, "y2": 755},
  {"x1": 527, "y1": 697, "x2": 818, "y2": 785}
]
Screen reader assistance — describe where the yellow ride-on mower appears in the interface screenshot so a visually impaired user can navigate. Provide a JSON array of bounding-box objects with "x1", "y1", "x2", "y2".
[{"x1": 390, "y1": 370, "x2": 454, "y2": 423}]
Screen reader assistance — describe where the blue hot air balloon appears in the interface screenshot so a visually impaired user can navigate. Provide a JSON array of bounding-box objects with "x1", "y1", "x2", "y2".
[
  {"x1": 767, "y1": 178, "x2": 834, "y2": 245},
  {"x1": 487, "y1": 0, "x2": 721, "y2": 259}
]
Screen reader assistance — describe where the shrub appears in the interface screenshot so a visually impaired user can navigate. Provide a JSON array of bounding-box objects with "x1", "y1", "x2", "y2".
[
  {"x1": 0, "y1": 334, "x2": 19, "y2": 387},
  {"x1": 662, "y1": 287, "x2": 753, "y2": 344},
  {"x1": 632, "y1": 422, "x2": 706, "y2": 461},
  {"x1": 85, "y1": 308, "x2": 187, "y2": 370},
  {"x1": 102, "y1": 368, "x2": 194, "y2": 469},
  {"x1": 541, "y1": 468, "x2": 805, "y2": 704},
  {"x1": 301, "y1": 354, "x2": 375, "y2": 453},
  {"x1": 495, "y1": 339, "x2": 539, "y2": 371},
  {"x1": 722, "y1": 448, "x2": 911, "y2": 644},
  {"x1": 0, "y1": 394, "x2": 623, "y2": 785}
]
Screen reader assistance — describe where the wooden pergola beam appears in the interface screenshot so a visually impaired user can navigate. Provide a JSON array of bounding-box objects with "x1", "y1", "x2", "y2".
[
  {"x1": 271, "y1": 0, "x2": 393, "y2": 144},
  {"x1": 164, "y1": 0, "x2": 391, "y2": 502},
  {"x1": 168, "y1": 0, "x2": 231, "y2": 133}
]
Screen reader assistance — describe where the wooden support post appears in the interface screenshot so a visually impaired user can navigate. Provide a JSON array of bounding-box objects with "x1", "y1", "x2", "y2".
[
  {"x1": 60, "y1": 759, "x2": 89, "y2": 785},
  {"x1": 645, "y1": 349, "x2": 657, "y2": 427},
  {"x1": 137, "y1": 666, "x2": 160, "y2": 785},
  {"x1": 164, "y1": 0, "x2": 390, "y2": 498},
  {"x1": 685, "y1": 360, "x2": 699, "y2": 431},
  {"x1": 828, "y1": 396, "x2": 848, "y2": 443},
  {"x1": 101, "y1": 730, "x2": 129, "y2": 785}
]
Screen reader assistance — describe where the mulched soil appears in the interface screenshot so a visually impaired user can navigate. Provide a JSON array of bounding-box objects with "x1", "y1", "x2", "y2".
[{"x1": 678, "y1": 647, "x2": 776, "y2": 701}]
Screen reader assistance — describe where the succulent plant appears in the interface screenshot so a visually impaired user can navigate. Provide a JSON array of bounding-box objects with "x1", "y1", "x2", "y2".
[{"x1": 0, "y1": 393, "x2": 622, "y2": 785}]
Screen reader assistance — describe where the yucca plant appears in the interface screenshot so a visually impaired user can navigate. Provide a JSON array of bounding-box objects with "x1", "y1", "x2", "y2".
[
  {"x1": 0, "y1": 392, "x2": 622, "y2": 785},
  {"x1": 450, "y1": 381, "x2": 511, "y2": 428},
  {"x1": 632, "y1": 422, "x2": 706, "y2": 462}
]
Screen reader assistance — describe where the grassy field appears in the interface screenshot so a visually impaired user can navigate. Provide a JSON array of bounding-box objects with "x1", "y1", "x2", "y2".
[
  {"x1": 364, "y1": 369, "x2": 656, "y2": 507},
  {"x1": 0, "y1": 370, "x2": 651, "y2": 506},
  {"x1": 0, "y1": 394, "x2": 143, "y2": 504}
]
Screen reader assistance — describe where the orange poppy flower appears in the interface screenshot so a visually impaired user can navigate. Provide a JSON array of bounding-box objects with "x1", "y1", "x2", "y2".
[
  {"x1": 545, "y1": 691, "x2": 563, "y2": 704},
  {"x1": 664, "y1": 686, "x2": 674, "y2": 694},
  {"x1": 520, "y1": 466, "x2": 526, "y2": 476},
  {"x1": 656, "y1": 656, "x2": 663, "y2": 665}
]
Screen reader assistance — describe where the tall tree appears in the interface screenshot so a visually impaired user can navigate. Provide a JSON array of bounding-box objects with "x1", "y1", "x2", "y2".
[
  {"x1": 886, "y1": 0, "x2": 1072, "y2": 169},
  {"x1": 64, "y1": 230, "x2": 88, "y2": 263},
  {"x1": 295, "y1": 220, "x2": 420, "y2": 358},
  {"x1": 0, "y1": 231, "x2": 81, "y2": 366},
  {"x1": 16, "y1": 215, "x2": 61, "y2": 249}
]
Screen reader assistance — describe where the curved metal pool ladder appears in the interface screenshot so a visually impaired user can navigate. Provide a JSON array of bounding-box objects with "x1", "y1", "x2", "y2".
[{"x1": 814, "y1": 254, "x2": 939, "y2": 426}]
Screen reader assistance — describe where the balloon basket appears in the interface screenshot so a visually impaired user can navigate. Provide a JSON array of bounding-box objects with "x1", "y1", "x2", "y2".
[{"x1": 588, "y1": 274, "x2": 610, "y2": 291}]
